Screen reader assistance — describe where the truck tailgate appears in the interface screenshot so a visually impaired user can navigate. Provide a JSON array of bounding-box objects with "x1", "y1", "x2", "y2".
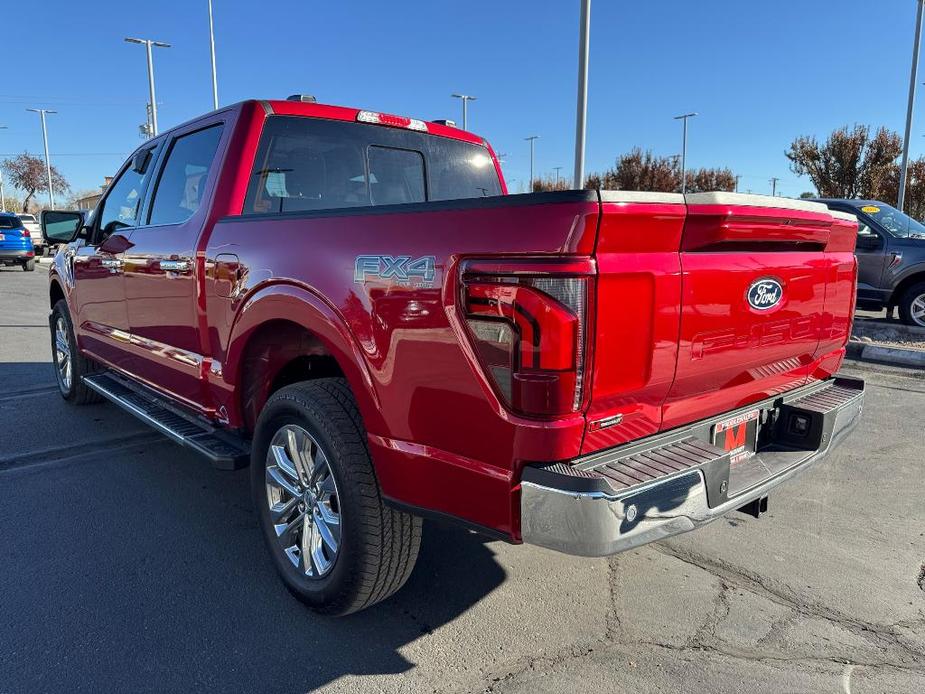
[{"x1": 583, "y1": 192, "x2": 857, "y2": 454}]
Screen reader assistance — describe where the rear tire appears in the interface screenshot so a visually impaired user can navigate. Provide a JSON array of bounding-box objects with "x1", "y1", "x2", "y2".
[
  {"x1": 50, "y1": 300, "x2": 103, "y2": 404},
  {"x1": 898, "y1": 281, "x2": 925, "y2": 328},
  {"x1": 22, "y1": 259, "x2": 35, "y2": 272},
  {"x1": 251, "y1": 378, "x2": 421, "y2": 615}
]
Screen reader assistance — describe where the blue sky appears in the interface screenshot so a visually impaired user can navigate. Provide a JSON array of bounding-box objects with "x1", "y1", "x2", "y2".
[{"x1": 1, "y1": 0, "x2": 920, "y2": 200}]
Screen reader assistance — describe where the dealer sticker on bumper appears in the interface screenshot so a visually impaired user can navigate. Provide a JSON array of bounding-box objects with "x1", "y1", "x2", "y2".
[{"x1": 713, "y1": 409, "x2": 760, "y2": 465}]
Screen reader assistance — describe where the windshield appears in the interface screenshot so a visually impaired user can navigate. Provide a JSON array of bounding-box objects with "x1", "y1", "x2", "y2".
[
  {"x1": 18, "y1": 215, "x2": 36, "y2": 222},
  {"x1": 859, "y1": 202, "x2": 925, "y2": 239}
]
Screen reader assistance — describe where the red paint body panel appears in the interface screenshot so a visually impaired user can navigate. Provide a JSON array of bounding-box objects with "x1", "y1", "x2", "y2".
[
  {"x1": 48, "y1": 100, "x2": 860, "y2": 541},
  {"x1": 581, "y1": 201, "x2": 685, "y2": 453}
]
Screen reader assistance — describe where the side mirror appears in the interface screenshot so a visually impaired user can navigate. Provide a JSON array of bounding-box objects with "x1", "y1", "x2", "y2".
[{"x1": 41, "y1": 210, "x2": 86, "y2": 245}]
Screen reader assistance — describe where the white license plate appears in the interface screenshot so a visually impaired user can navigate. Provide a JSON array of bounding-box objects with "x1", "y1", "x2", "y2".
[{"x1": 712, "y1": 409, "x2": 760, "y2": 465}]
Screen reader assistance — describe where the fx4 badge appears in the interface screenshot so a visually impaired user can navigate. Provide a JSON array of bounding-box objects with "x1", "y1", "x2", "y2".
[{"x1": 354, "y1": 255, "x2": 437, "y2": 287}]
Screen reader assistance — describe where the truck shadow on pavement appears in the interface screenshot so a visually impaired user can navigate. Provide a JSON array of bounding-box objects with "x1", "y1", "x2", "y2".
[{"x1": 1, "y1": 392, "x2": 507, "y2": 693}]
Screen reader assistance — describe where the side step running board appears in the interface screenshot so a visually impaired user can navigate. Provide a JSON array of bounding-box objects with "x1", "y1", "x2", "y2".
[{"x1": 83, "y1": 372, "x2": 250, "y2": 470}]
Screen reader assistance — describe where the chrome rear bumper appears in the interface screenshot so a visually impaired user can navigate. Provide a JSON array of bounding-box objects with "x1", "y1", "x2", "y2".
[{"x1": 520, "y1": 377, "x2": 864, "y2": 557}]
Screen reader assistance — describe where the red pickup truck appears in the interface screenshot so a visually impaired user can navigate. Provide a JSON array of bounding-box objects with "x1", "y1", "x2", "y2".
[{"x1": 42, "y1": 98, "x2": 865, "y2": 615}]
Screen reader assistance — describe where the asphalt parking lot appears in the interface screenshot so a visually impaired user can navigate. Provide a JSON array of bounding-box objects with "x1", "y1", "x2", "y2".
[{"x1": 1, "y1": 262, "x2": 923, "y2": 694}]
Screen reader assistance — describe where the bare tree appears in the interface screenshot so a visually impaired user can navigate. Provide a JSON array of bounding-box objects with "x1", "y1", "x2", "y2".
[{"x1": 1, "y1": 153, "x2": 70, "y2": 212}]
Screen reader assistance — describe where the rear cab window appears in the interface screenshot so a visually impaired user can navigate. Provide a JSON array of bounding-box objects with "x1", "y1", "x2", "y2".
[{"x1": 243, "y1": 116, "x2": 501, "y2": 215}]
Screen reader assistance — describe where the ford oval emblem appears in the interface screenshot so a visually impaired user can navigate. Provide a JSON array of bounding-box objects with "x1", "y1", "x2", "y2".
[{"x1": 747, "y1": 278, "x2": 783, "y2": 311}]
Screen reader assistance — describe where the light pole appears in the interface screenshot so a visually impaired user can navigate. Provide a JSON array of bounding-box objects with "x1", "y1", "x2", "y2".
[
  {"x1": 674, "y1": 112, "x2": 697, "y2": 194},
  {"x1": 735, "y1": 174, "x2": 741, "y2": 193},
  {"x1": 899, "y1": 0, "x2": 925, "y2": 212},
  {"x1": 770, "y1": 177, "x2": 780, "y2": 197},
  {"x1": 451, "y1": 94, "x2": 477, "y2": 131},
  {"x1": 26, "y1": 109, "x2": 57, "y2": 208},
  {"x1": 573, "y1": 0, "x2": 591, "y2": 188},
  {"x1": 525, "y1": 135, "x2": 540, "y2": 192},
  {"x1": 208, "y1": 0, "x2": 219, "y2": 110},
  {"x1": 125, "y1": 37, "x2": 171, "y2": 136},
  {"x1": 0, "y1": 125, "x2": 6, "y2": 212},
  {"x1": 553, "y1": 166, "x2": 563, "y2": 186}
]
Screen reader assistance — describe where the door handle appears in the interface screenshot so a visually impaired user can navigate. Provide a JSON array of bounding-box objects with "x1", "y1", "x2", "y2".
[
  {"x1": 100, "y1": 258, "x2": 123, "y2": 273},
  {"x1": 160, "y1": 259, "x2": 192, "y2": 273}
]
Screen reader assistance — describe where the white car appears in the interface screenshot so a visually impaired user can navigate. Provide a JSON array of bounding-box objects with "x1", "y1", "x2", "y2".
[{"x1": 16, "y1": 213, "x2": 43, "y2": 255}]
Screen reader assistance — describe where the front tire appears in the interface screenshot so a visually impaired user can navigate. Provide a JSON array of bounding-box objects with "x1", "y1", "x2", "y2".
[
  {"x1": 50, "y1": 300, "x2": 103, "y2": 404},
  {"x1": 251, "y1": 378, "x2": 421, "y2": 615},
  {"x1": 22, "y1": 259, "x2": 35, "y2": 272},
  {"x1": 898, "y1": 281, "x2": 925, "y2": 327}
]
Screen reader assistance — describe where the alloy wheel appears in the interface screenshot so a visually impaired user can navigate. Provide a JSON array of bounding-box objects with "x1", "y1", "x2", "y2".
[
  {"x1": 911, "y1": 293, "x2": 925, "y2": 327},
  {"x1": 265, "y1": 424, "x2": 342, "y2": 578},
  {"x1": 54, "y1": 316, "x2": 72, "y2": 391}
]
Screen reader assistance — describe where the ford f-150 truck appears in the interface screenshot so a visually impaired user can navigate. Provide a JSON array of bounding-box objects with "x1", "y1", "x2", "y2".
[{"x1": 41, "y1": 98, "x2": 865, "y2": 615}]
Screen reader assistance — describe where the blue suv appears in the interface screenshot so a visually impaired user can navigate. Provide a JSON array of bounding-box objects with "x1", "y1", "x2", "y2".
[{"x1": 0, "y1": 212, "x2": 36, "y2": 271}]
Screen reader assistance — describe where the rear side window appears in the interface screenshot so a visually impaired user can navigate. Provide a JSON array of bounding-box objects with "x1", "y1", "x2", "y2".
[
  {"x1": 148, "y1": 124, "x2": 223, "y2": 226},
  {"x1": 243, "y1": 116, "x2": 501, "y2": 215}
]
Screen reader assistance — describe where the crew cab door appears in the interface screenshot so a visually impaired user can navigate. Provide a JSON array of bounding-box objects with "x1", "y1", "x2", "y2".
[
  {"x1": 853, "y1": 216, "x2": 891, "y2": 304},
  {"x1": 72, "y1": 142, "x2": 160, "y2": 369},
  {"x1": 121, "y1": 121, "x2": 225, "y2": 411}
]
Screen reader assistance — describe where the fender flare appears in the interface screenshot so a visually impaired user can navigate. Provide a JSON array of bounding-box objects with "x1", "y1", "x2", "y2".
[
  {"x1": 224, "y1": 282, "x2": 384, "y2": 434},
  {"x1": 892, "y1": 263, "x2": 925, "y2": 298}
]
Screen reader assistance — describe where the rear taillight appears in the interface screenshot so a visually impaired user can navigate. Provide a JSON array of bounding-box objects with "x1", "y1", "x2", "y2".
[
  {"x1": 462, "y1": 264, "x2": 591, "y2": 418},
  {"x1": 22, "y1": 230, "x2": 30, "y2": 238}
]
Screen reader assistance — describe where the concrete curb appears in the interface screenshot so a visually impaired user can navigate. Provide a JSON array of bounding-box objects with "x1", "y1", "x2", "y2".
[
  {"x1": 849, "y1": 338, "x2": 925, "y2": 368},
  {"x1": 856, "y1": 343, "x2": 925, "y2": 368}
]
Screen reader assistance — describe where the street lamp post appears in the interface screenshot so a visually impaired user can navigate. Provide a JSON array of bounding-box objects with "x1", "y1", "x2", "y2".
[
  {"x1": 553, "y1": 166, "x2": 563, "y2": 186},
  {"x1": 208, "y1": 0, "x2": 219, "y2": 110},
  {"x1": 451, "y1": 94, "x2": 477, "y2": 131},
  {"x1": 0, "y1": 125, "x2": 6, "y2": 212},
  {"x1": 125, "y1": 37, "x2": 171, "y2": 136},
  {"x1": 525, "y1": 135, "x2": 540, "y2": 192},
  {"x1": 26, "y1": 109, "x2": 57, "y2": 208},
  {"x1": 899, "y1": 0, "x2": 925, "y2": 212},
  {"x1": 573, "y1": 0, "x2": 591, "y2": 189},
  {"x1": 770, "y1": 177, "x2": 780, "y2": 197},
  {"x1": 673, "y1": 112, "x2": 697, "y2": 194}
]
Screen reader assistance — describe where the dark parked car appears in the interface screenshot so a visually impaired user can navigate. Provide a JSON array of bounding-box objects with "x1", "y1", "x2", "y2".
[{"x1": 813, "y1": 199, "x2": 925, "y2": 327}]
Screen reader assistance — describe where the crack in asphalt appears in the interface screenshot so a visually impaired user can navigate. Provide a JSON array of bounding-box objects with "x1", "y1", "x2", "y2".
[
  {"x1": 474, "y1": 543, "x2": 925, "y2": 693},
  {"x1": 654, "y1": 544, "x2": 925, "y2": 670}
]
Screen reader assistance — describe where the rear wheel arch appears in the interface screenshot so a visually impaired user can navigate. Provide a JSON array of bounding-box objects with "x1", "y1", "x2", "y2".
[
  {"x1": 890, "y1": 270, "x2": 925, "y2": 307},
  {"x1": 225, "y1": 286, "x2": 383, "y2": 435}
]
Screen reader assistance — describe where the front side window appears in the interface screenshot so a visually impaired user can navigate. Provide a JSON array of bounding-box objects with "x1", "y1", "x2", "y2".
[
  {"x1": 95, "y1": 145, "x2": 157, "y2": 237},
  {"x1": 147, "y1": 125, "x2": 223, "y2": 226}
]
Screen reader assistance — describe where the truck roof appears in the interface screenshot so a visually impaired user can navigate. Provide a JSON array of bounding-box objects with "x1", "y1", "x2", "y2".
[{"x1": 165, "y1": 98, "x2": 489, "y2": 149}]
